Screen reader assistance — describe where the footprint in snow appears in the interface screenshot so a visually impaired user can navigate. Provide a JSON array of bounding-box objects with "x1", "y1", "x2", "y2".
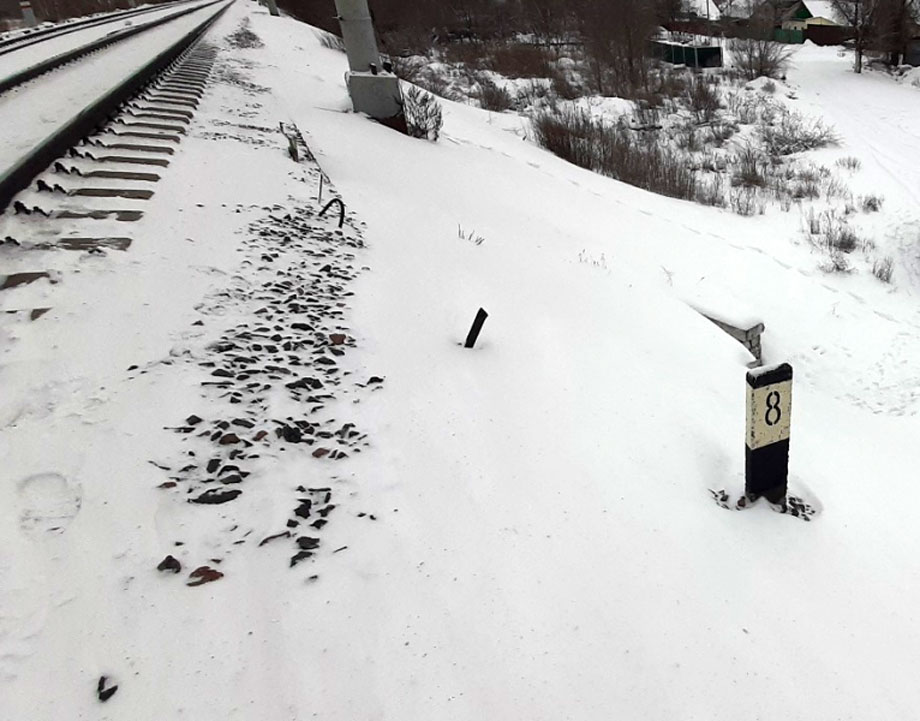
[{"x1": 18, "y1": 473, "x2": 82, "y2": 537}]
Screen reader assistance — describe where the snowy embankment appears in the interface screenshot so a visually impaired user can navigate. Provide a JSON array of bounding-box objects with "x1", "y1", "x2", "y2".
[
  {"x1": 787, "y1": 42, "x2": 920, "y2": 286},
  {"x1": 2, "y1": 3, "x2": 920, "y2": 719}
]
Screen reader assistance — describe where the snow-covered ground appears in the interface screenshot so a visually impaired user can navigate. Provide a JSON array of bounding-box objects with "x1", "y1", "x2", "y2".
[
  {"x1": 2, "y1": 4, "x2": 920, "y2": 718},
  {"x1": 787, "y1": 42, "x2": 920, "y2": 285}
]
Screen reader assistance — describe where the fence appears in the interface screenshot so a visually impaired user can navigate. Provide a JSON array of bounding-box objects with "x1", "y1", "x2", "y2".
[{"x1": 650, "y1": 40, "x2": 723, "y2": 68}]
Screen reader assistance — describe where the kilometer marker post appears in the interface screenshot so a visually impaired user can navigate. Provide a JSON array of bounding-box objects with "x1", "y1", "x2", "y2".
[
  {"x1": 19, "y1": 0, "x2": 37, "y2": 27},
  {"x1": 745, "y1": 362, "x2": 792, "y2": 503}
]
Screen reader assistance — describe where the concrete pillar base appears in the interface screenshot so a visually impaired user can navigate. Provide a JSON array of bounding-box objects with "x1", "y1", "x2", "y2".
[{"x1": 346, "y1": 72, "x2": 405, "y2": 130}]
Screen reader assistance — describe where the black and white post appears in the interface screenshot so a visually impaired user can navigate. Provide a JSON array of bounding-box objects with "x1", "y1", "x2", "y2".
[
  {"x1": 19, "y1": 0, "x2": 37, "y2": 27},
  {"x1": 745, "y1": 362, "x2": 792, "y2": 503}
]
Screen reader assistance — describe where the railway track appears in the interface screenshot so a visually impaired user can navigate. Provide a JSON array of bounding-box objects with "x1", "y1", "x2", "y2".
[
  {"x1": 0, "y1": 0, "x2": 190, "y2": 56},
  {"x1": 0, "y1": 0, "x2": 233, "y2": 307},
  {"x1": 0, "y1": 0, "x2": 220, "y2": 95}
]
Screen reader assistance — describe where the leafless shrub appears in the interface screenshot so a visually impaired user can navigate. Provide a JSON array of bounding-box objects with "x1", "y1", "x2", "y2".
[
  {"x1": 806, "y1": 210, "x2": 860, "y2": 254},
  {"x1": 475, "y1": 75, "x2": 513, "y2": 111},
  {"x1": 726, "y1": 90, "x2": 765, "y2": 125},
  {"x1": 675, "y1": 122, "x2": 701, "y2": 152},
  {"x1": 315, "y1": 30, "x2": 344, "y2": 52},
  {"x1": 820, "y1": 249, "x2": 852, "y2": 273},
  {"x1": 759, "y1": 109, "x2": 837, "y2": 155},
  {"x1": 860, "y1": 194, "x2": 884, "y2": 212},
  {"x1": 836, "y1": 155, "x2": 861, "y2": 171},
  {"x1": 410, "y1": 71, "x2": 454, "y2": 99},
  {"x1": 440, "y1": 41, "x2": 484, "y2": 67},
  {"x1": 697, "y1": 174, "x2": 726, "y2": 207},
  {"x1": 803, "y1": 207, "x2": 821, "y2": 234},
  {"x1": 488, "y1": 42, "x2": 554, "y2": 78},
  {"x1": 825, "y1": 177, "x2": 848, "y2": 199},
  {"x1": 707, "y1": 122, "x2": 736, "y2": 146},
  {"x1": 733, "y1": 145, "x2": 767, "y2": 187},
  {"x1": 389, "y1": 55, "x2": 425, "y2": 83},
  {"x1": 631, "y1": 101, "x2": 662, "y2": 128},
  {"x1": 458, "y1": 225, "x2": 486, "y2": 245},
  {"x1": 729, "y1": 37, "x2": 793, "y2": 81},
  {"x1": 873, "y1": 255, "x2": 894, "y2": 283},
  {"x1": 730, "y1": 187, "x2": 758, "y2": 216},
  {"x1": 687, "y1": 75, "x2": 721, "y2": 123},
  {"x1": 531, "y1": 109, "x2": 697, "y2": 201},
  {"x1": 403, "y1": 86, "x2": 443, "y2": 141},
  {"x1": 761, "y1": 79, "x2": 777, "y2": 93},
  {"x1": 515, "y1": 79, "x2": 554, "y2": 109},
  {"x1": 791, "y1": 180, "x2": 820, "y2": 199}
]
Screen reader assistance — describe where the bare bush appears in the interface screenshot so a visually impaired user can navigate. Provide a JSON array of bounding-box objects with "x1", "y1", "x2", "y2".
[
  {"x1": 488, "y1": 42, "x2": 554, "y2": 78},
  {"x1": 873, "y1": 256, "x2": 894, "y2": 283},
  {"x1": 733, "y1": 144, "x2": 767, "y2": 187},
  {"x1": 389, "y1": 55, "x2": 425, "y2": 83},
  {"x1": 807, "y1": 210, "x2": 861, "y2": 254},
  {"x1": 860, "y1": 194, "x2": 884, "y2": 212},
  {"x1": 315, "y1": 30, "x2": 343, "y2": 52},
  {"x1": 403, "y1": 86, "x2": 443, "y2": 141},
  {"x1": 549, "y1": 64, "x2": 581, "y2": 100},
  {"x1": 707, "y1": 122, "x2": 736, "y2": 146},
  {"x1": 726, "y1": 90, "x2": 766, "y2": 125},
  {"x1": 687, "y1": 76, "x2": 721, "y2": 123},
  {"x1": 729, "y1": 187, "x2": 758, "y2": 216},
  {"x1": 761, "y1": 79, "x2": 777, "y2": 93},
  {"x1": 475, "y1": 75, "x2": 513, "y2": 111},
  {"x1": 759, "y1": 109, "x2": 838, "y2": 155},
  {"x1": 458, "y1": 225, "x2": 486, "y2": 246},
  {"x1": 836, "y1": 155, "x2": 861, "y2": 171},
  {"x1": 697, "y1": 174, "x2": 726, "y2": 207},
  {"x1": 531, "y1": 109, "x2": 697, "y2": 201},
  {"x1": 440, "y1": 41, "x2": 484, "y2": 67},
  {"x1": 820, "y1": 249, "x2": 852, "y2": 273},
  {"x1": 729, "y1": 37, "x2": 793, "y2": 80}
]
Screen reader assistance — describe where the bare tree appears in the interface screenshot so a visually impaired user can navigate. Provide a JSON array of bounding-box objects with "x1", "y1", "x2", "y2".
[
  {"x1": 873, "y1": 0, "x2": 919, "y2": 65},
  {"x1": 576, "y1": 0, "x2": 657, "y2": 94},
  {"x1": 831, "y1": 0, "x2": 878, "y2": 72},
  {"x1": 728, "y1": 36, "x2": 794, "y2": 78}
]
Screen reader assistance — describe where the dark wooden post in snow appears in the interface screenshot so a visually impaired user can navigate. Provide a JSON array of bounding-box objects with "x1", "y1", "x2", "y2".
[{"x1": 464, "y1": 308, "x2": 488, "y2": 349}]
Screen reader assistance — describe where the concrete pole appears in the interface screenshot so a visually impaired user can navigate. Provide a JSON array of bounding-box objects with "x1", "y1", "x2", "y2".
[
  {"x1": 332, "y1": 0, "x2": 405, "y2": 129},
  {"x1": 18, "y1": 0, "x2": 37, "y2": 27},
  {"x1": 333, "y1": 0, "x2": 380, "y2": 72}
]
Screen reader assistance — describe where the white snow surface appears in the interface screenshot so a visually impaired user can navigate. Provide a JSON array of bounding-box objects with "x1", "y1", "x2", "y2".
[{"x1": 2, "y1": 4, "x2": 920, "y2": 719}]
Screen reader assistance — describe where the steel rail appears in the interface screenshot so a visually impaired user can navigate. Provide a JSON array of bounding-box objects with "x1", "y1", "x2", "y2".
[
  {"x1": 0, "y1": 0, "x2": 188, "y2": 55},
  {"x1": 0, "y1": 0, "x2": 223, "y2": 96},
  {"x1": 0, "y1": 0, "x2": 232, "y2": 213}
]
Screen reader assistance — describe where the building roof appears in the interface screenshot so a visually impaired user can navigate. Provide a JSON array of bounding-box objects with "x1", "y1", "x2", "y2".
[
  {"x1": 686, "y1": 0, "x2": 723, "y2": 20},
  {"x1": 802, "y1": 0, "x2": 840, "y2": 21}
]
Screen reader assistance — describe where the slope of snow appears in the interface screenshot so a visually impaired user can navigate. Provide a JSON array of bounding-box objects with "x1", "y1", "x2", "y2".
[{"x1": 2, "y1": 3, "x2": 920, "y2": 719}]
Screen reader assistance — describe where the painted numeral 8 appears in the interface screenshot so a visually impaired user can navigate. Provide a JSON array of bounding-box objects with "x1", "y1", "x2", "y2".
[{"x1": 765, "y1": 390, "x2": 782, "y2": 426}]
